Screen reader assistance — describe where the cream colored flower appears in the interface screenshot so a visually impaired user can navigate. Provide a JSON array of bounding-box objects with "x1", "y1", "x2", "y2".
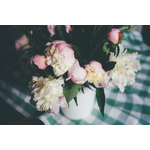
[
  {"x1": 29, "y1": 76, "x2": 67, "y2": 114},
  {"x1": 108, "y1": 43, "x2": 141, "y2": 93}
]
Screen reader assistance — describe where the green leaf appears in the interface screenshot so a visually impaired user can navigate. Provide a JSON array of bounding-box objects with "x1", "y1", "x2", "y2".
[
  {"x1": 70, "y1": 44, "x2": 84, "y2": 54},
  {"x1": 95, "y1": 25, "x2": 103, "y2": 34},
  {"x1": 114, "y1": 45, "x2": 120, "y2": 57},
  {"x1": 84, "y1": 82, "x2": 95, "y2": 90},
  {"x1": 59, "y1": 25, "x2": 68, "y2": 41},
  {"x1": 102, "y1": 44, "x2": 110, "y2": 55},
  {"x1": 89, "y1": 40, "x2": 106, "y2": 61},
  {"x1": 21, "y1": 28, "x2": 43, "y2": 51},
  {"x1": 74, "y1": 97, "x2": 78, "y2": 106},
  {"x1": 119, "y1": 25, "x2": 131, "y2": 33},
  {"x1": 96, "y1": 88, "x2": 105, "y2": 116},
  {"x1": 81, "y1": 85, "x2": 85, "y2": 94},
  {"x1": 107, "y1": 25, "x2": 115, "y2": 30},
  {"x1": 130, "y1": 25, "x2": 136, "y2": 30},
  {"x1": 19, "y1": 48, "x2": 36, "y2": 59},
  {"x1": 48, "y1": 74, "x2": 55, "y2": 79},
  {"x1": 70, "y1": 44, "x2": 87, "y2": 64},
  {"x1": 63, "y1": 83, "x2": 82, "y2": 106},
  {"x1": 94, "y1": 25, "x2": 114, "y2": 44},
  {"x1": 90, "y1": 25, "x2": 97, "y2": 44},
  {"x1": 126, "y1": 49, "x2": 150, "y2": 55},
  {"x1": 103, "y1": 61, "x2": 116, "y2": 71},
  {"x1": 96, "y1": 25, "x2": 114, "y2": 36},
  {"x1": 45, "y1": 66, "x2": 55, "y2": 77}
]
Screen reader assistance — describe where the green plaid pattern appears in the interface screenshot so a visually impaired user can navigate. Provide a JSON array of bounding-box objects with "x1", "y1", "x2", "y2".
[{"x1": 0, "y1": 31, "x2": 150, "y2": 125}]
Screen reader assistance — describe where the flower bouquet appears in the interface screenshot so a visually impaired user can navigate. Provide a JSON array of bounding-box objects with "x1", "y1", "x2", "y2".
[{"x1": 15, "y1": 25, "x2": 142, "y2": 117}]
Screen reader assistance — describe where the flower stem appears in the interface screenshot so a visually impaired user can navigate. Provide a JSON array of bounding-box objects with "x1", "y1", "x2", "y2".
[{"x1": 91, "y1": 25, "x2": 97, "y2": 43}]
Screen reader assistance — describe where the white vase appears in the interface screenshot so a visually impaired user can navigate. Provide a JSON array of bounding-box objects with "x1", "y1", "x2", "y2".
[{"x1": 61, "y1": 87, "x2": 96, "y2": 120}]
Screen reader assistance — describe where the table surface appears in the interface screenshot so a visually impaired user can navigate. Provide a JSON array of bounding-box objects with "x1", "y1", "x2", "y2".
[{"x1": 0, "y1": 31, "x2": 150, "y2": 125}]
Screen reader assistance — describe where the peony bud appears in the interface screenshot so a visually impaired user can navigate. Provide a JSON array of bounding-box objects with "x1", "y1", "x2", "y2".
[
  {"x1": 108, "y1": 28, "x2": 123, "y2": 44},
  {"x1": 47, "y1": 25, "x2": 72, "y2": 36},
  {"x1": 68, "y1": 59, "x2": 87, "y2": 84},
  {"x1": 45, "y1": 40, "x2": 75, "y2": 76},
  {"x1": 47, "y1": 25, "x2": 57, "y2": 36},
  {"x1": 30, "y1": 55, "x2": 47, "y2": 70},
  {"x1": 65, "y1": 25, "x2": 72, "y2": 33},
  {"x1": 15, "y1": 35, "x2": 29, "y2": 51},
  {"x1": 104, "y1": 42, "x2": 109, "y2": 45},
  {"x1": 85, "y1": 61, "x2": 108, "y2": 88}
]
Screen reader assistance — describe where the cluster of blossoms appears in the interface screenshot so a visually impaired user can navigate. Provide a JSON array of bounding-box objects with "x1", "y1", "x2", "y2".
[{"x1": 15, "y1": 26, "x2": 141, "y2": 116}]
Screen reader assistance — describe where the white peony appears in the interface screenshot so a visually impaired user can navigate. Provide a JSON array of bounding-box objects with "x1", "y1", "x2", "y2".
[
  {"x1": 108, "y1": 43, "x2": 141, "y2": 93},
  {"x1": 29, "y1": 76, "x2": 67, "y2": 116}
]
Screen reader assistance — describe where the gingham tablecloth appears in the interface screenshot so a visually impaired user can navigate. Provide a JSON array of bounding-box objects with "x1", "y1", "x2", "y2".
[{"x1": 0, "y1": 31, "x2": 150, "y2": 125}]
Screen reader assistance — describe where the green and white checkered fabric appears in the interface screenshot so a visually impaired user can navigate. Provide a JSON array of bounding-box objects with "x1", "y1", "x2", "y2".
[{"x1": 0, "y1": 31, "x2": 150, "y2": 125}]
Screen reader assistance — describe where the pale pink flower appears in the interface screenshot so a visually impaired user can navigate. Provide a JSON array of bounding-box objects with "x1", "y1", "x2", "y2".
[
  {"x1": 45, "y1": 40, "x2": 75, "y2": 76},
  {"x1": 68, "y1": 59, "x2": 87, "y2": 84},
  {"x1": 108, "y1": 28, "x2": 123, "y2": 44},
  {"x1": 30, "y1": 54, "x2": 47, "y2": 70},
  {"x1": 15, "y1": 35, "x2": 29, "y2": 51},
  {"x1": 104, "y1": 42, "x2": 109, "y2": 45},
  {"x1": 85, "y1": 61, "x2": 108, "y2": 88},
  {"x1": 47, "y1": 25, "x2": 57, "y2": 36},
  {"x1": 47, "y1": 104, "x2": 60, "y2": 116},
  {"x1": 47, "y1": 96, "x2": 67, "y2": 116},
  {"x1": 65, "y1": 25, "x2": 72, "y2": 33}
]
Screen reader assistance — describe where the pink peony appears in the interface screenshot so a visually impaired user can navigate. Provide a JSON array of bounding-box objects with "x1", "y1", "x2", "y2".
[
  {"x1": 85, "y1": 61, "x2": 108, "y2": 88},
  {"x1": 45, "y1": 40, "x2": 75, "y2": 76},
  {"x1": 47, "y1": 96, "x2": 67, "y2": 116},
  {"x1": 15, "y1": 35, "x2": 29, "y2": 51},
  {"x1": 47, "y1": 25, "x2": 72, "y2": 36},
  {"x1": 108, "y1": 28, "x2": 123, "y2": 44},
  {"x1": 30, "y1": 54, "x2": 47, "y2": 70},
  {"x1": 68, "y1": 59, "x2": 87, "y2": 84},
  {"x1": 47, "y1": 105, "x2": 60, "y2": 116}
]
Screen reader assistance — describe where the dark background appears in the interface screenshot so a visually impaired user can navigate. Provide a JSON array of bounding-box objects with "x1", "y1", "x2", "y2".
[
  {"x1": 0, "y1": 25, "x2": 150, "y2": 125},
  {"x1": 0, "y1": 25, "x2": 44, "y2": 125}
]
